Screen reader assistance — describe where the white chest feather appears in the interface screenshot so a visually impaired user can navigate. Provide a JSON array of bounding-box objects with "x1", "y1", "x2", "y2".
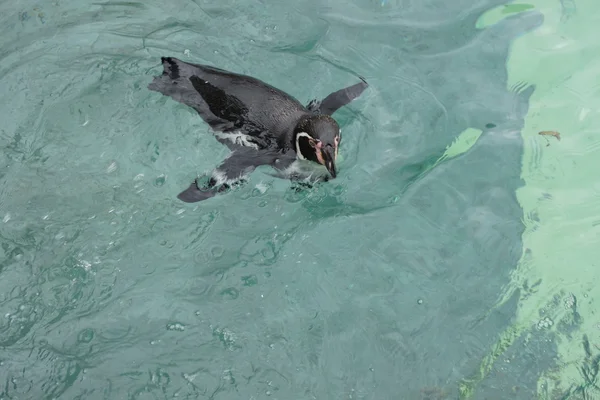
[{"x1": 278, "y1": 159, "x2": 329, "y2": 182}]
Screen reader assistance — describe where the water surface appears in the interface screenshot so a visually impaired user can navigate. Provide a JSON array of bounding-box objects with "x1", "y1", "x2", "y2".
[{"x1": 1, "y1": 0, "x2": 598, "y2": 399}]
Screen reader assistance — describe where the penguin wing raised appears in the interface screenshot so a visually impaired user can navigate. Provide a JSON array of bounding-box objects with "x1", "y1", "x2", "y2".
[
  {"x1": 308, "y1": 77, "x2": 369, "y2": 116},
  {"x1": 148, "y1": 57, "x2": 306, "y2": 137}
]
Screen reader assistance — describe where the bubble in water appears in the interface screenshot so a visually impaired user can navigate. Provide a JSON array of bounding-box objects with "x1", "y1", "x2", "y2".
[
  {"x1": 107, "y1": 161, "x2": 118, "y2": 173},
  {"x1": 220, "y1": 288, "x2": 239, "y2": 300},
  {"x1": 154, "y1": 174, "x2": 166, "y2": 187},
  {"x1": 564, "y1": 293, "x2": 575, "y2": 309},
  {"x1": 242, "y1": 275, "x2": 258, "y2": 287},
  {"x1": 183, "y1": 372, "x2": 197, "y2": 383},
  {"x1": 77, "y1": 328, "x2": 95, "y2": 343},
  {"x1": 211, "y1": 246, "x2": 224, "y2": 259},
  {"x1": 260, "y1": 245, "x2": 275, "y2": 260},
  {"x1": 166, "y1": 323, "x2": 185, "y2": 331},
  {"x1": 222, "y1": 369, "x2": 234, "y2": 383},
  {"x1": 3, "y1": 213, "x2": 11, "y2": 223},
  {"x1": 537, "y1": 317, "x2": 553, "y2": 330},
  {"x1": 213, "y1": 327, "x2": 237, "y2": 349},
  {"x1": 255, "y1": 183, "x2": 268, "y2": 194},
  {"x1": 78, "y1": 259, "x2": 92, "y2": 272}
]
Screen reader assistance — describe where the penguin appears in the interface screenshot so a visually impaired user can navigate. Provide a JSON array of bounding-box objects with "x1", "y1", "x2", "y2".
[{"x1": 148, "y1": 56, "x2": 368, "y2": 203}]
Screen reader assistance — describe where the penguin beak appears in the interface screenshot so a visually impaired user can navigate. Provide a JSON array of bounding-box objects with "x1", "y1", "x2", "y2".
[{"x1": 322, "y1": 146, "x2": 337, "y2": 178}]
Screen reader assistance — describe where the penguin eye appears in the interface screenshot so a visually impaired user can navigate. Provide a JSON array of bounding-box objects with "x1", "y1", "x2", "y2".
[
  {"x1": 334, "y1": 136, "x2": 340, "y2": 145},
  {"x1": 309, "y1": 139, "x2": 321, "y2": 148}
]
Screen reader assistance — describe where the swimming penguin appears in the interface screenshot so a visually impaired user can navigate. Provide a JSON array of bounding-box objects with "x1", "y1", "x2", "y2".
[{"x1": 148, "y1": 56, "x2": 368, "y2": 203}]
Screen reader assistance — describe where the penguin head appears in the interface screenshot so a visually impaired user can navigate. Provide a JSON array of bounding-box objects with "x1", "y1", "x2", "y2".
[{"x1": 293, "y1": 115, "x2": 340, "y2": 178}]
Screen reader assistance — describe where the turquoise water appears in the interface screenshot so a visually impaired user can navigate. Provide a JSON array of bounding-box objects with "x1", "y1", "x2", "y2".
[{"x1": 2, "y1": 0, "x2": 598, "y2": 399}]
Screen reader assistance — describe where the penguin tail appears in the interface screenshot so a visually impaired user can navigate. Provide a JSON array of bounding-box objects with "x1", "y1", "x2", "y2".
[
  {"x1": 148, "y1": 56, "x2": 200, "y2": 103},
  {"x1": 158, "y1": 56, "x2": 181, "y2": 80},
  {"x1": 148, "y1": 57, "x2": 182, "y2": 93},
  {"x1": 148, "y1": 56, "x2": 205, "y2": 94}
]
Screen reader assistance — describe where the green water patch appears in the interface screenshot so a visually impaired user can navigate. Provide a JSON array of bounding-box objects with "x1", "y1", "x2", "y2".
[
  {"x1": 462, "y1": 0, "x2": 600, "y2": 397},
  {"x1": 476, "y1": 3, "x2": 537, "y2": 28}
]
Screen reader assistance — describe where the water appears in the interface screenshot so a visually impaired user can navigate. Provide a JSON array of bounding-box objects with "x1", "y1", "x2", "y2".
[{"x1": 1, "y1": 0, "x2": 599, "y2": 399}]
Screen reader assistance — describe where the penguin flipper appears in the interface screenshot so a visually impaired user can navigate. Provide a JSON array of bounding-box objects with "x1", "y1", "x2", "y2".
[
  {"x1": 312, "y1": 77, "x2": 369, "y2": 116},
  {"x1": 177, "y1": 148, "x2": 285, "y2": 203}
]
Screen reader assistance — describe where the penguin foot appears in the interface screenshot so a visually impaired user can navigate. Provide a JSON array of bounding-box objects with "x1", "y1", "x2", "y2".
[
  {"x1": 177, "y1": 178, "x2": 218, "y2": 203},
  {"x1": 177, "y1": 176, "x2": 251, "y2": 203}
]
